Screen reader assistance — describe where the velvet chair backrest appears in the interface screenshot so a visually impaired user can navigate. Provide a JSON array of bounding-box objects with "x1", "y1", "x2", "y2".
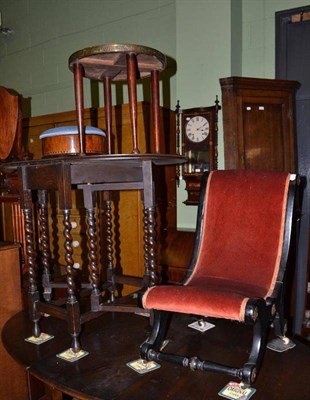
[{"x1": 186, "y1": 170, "x2": 291, "y2": 299}]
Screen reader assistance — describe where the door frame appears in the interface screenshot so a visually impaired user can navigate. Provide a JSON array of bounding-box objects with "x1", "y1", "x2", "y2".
[
  {"x1": 276, "y1": 5, "x2": 310, "y2": 336},
  {"x1": 276, "y1": 5, "x2": 310, "y2": 78}
]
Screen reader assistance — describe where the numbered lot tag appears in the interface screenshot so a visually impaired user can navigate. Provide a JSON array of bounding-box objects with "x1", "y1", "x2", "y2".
[
  {"x1": 219, "y1": 381, "x2": 256, "y2": 400},
  {"x1": 25, "y1": 332, "x2": 54, "y2": 345},
  {"x1": 127, "y1": 358, "x2": 161, "y2": 374},
  {"x1": 188, "y1": 319, "x2": 215, "y2": 332},
  {"x1": 267, "y1": 337, "x2": 296, "y2": 352},
  {"x1": 56, "y1": 348, "x2": 89, "y2": 362}
]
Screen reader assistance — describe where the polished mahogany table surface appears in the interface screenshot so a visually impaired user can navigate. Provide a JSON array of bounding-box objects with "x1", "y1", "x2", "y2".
[{"x1": 2, "y1": 310, "x2": 310, "y2": 400}]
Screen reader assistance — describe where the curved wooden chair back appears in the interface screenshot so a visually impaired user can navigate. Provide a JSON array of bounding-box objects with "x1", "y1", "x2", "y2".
[{"x1": 0, "y1": 86, "x2": 23, "y2": 161}]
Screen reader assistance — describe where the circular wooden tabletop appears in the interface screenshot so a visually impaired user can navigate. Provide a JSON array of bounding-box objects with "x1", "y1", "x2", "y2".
[
  {"x1": 2, "y1": 153, "x2": 186, "y2": 169},
  {"x1": 68, "y1": 43, "x2": 167, "y2": 81}
]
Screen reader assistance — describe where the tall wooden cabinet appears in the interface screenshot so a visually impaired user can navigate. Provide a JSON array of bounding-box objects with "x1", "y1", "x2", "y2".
[
  {"x1": 220, "y1": 76, "x2": 300, "y2": 172},
  {"x1": 220, "y1": 76, "x2": 303, "y2": 335}
]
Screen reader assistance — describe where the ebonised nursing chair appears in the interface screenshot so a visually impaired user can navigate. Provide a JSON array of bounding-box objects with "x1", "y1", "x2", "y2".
[{"x1": 140, "y1": 169, "x2": 298, "y2": 386}]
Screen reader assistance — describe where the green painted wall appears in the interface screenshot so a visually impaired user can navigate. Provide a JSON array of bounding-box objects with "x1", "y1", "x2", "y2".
[
  {"x1": 176, "y1": 0, "x2": 307, "y2": 229},
  {"x1": 0, "y1": 0, "x2": 176, "y2": 115},
  {"x1": 242, "y1": 0, "x2": 307, "y2": 78},
  {"x1": 175, "y1": 0, "x2": 237, "y2": 229},
  {"x1": 0, "y1": 0, "x2": 306, "y2": 229}
]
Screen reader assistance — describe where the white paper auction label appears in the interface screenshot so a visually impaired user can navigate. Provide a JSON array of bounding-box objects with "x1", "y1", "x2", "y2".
[{"x1": 218, "y1": 381, "x2": 256, "y2": 400}]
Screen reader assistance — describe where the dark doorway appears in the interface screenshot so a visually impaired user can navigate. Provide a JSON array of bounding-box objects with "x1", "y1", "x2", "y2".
[{"x1": 276, "y1": 5, "x2": 310, "y2": 336}]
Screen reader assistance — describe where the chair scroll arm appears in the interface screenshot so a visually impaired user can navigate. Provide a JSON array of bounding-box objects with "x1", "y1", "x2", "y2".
[{"x1": 244, "y1": 298, "x2": 272, "y2": 324}]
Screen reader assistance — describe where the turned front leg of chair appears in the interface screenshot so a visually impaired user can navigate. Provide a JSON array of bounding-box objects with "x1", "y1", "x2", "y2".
[
  {"x1": 24, "y1": 207, "x2": 41, "y2": 338},
  {"x1": 63, "y1": 209, "x2": 81, "y2": 353}
]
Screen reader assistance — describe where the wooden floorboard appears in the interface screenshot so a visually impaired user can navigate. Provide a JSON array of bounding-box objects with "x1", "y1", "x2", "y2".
[{"x1": 2, "y1": 310, "x2": 310, "y2": 399}]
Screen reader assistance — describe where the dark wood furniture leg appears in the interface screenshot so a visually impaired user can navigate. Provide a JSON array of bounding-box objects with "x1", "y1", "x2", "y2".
[
  {"x1": 73, "y1": 62, "x2": 85, "y2": 155},
  {"x1": 38, "y1": 189, "x2": 52, "y2": 302},
  {"x1": 22, "y1": 190, "x2": 41, "y2": 338},
  {"x1": 83, "y1": 188, "x2": 101, "y2": 311},
  {"x1": 151, "y1": 70, "x2": 161, "y2": 153},
  {"x1": 103, "y1": 76, "x2": 113, "y2": 154},
  {"x1": 104, "y1": 191, "x2": 116, "y2": 302},
  {"x1": 126, "y1": 52, "x2": 139, "y2": 154},
  {"x1": 62, "y1": 208, "x2": 82, "y2": 353},
  {"x1": 142, "y1": 161, "x2": 157, "y2": 286}
]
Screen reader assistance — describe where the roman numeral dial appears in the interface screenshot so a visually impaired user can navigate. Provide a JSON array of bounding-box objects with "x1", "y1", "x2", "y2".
[{"x1": 185, "y1": 116, "x2": 209, "y2": 143}]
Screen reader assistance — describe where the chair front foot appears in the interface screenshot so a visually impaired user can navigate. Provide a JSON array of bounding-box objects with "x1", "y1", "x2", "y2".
[
  {"x1": 241, "y1": 363, "x2": 257, "y2": 385},
  {"x1": 242, "y1": 299, "x2": 271, "y2": 385},
  {"x1": 140, "y1": 310, "x2": 170, "y2": 359},
  {"x1": 273, "y1": 312, "x2": 287, "y2": 338}
]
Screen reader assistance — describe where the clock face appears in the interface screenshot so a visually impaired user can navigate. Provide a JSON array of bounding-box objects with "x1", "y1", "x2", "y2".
[{"x1": 185, "y1": 116, "x2": 210, "y2": 143}]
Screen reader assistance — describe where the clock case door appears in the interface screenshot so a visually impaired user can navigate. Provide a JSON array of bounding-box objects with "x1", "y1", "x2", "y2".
[{"x1": 179, "y1": 105, "x2": 219, "y2": 205}]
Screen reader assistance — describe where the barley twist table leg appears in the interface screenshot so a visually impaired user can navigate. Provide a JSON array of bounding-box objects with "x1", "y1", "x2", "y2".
[
  {"x1": 38, "y1": 190, "x2": 52, "y2": 302},
  {"x1": 24, "y1": 207, "x2": 41, "y2": 338},
  {"x1": 105, "y1": 197, "x2": 115, "y2": 302},
  {"x1": 86, "y1": 207, "x2": 101, "y2": 311},
  {"x1": 145, "y1": 206, "x2": 158, "y2": 286},
  {"x1": 63, "y1": 209, "x2": 81, "y2": 353}
]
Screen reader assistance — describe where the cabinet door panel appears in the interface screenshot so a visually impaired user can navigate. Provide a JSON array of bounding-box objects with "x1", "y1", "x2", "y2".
[
  {"x1": 220, "y1": 76, "x2": 299, "y2": 172},
  {"x1": 242, "y1": 102, "x2": 284, "y2": 170}
]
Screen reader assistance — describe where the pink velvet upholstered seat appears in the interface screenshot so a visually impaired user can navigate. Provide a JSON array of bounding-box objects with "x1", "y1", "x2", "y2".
[
  {"x1": 143, "y1": 170, "x2": 290, "y2": 322},
  {"x1": 140, "y1": 169, "x2": 298, "y2": 385}
]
